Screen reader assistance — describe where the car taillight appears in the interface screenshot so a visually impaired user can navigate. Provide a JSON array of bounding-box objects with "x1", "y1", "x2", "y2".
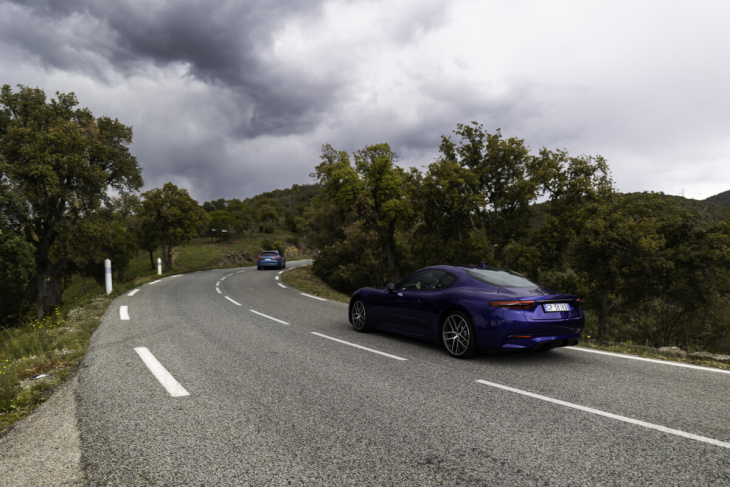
[{"x1": 489, "y1": 300, "x2": 535, "y2": 309}]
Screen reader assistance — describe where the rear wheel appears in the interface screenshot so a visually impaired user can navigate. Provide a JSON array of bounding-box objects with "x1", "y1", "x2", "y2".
[
  {"x1": 441, "y1": 311, "x2": 477, "y2": 358},
  {"x1": 350, "y1": 300, "x2": 369, "y2": 332}
]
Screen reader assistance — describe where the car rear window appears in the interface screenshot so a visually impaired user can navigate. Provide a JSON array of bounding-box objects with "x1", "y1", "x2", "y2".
[
  {"x1": 466, "y1": 268, "x2": 537, "y2": 288},
  {"x1": 261, "y1": 251, "x2": 278, "y2": 256}
]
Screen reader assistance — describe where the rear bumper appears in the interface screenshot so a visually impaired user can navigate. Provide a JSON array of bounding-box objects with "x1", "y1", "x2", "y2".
[
  {"x1": 258, "y1": 261, "x2": 283, "y2": 268},
  {"x1": 474, "y1": 308, "x2": 584, "y2": 353},
  {"x1": 500, "y1": 335, "x2": 581, "y2": 351}
]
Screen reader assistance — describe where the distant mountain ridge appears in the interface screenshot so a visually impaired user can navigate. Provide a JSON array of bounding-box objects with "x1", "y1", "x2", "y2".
[{"x1": 705, "y1": 190, "x2": 730, "y2": 207}]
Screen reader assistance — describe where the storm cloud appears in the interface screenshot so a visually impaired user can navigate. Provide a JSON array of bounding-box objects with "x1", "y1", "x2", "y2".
[{"x1": 1, "y1": 0, "x2": 728, "y2": 202}]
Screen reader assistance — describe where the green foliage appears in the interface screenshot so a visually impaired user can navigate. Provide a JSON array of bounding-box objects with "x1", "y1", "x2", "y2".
[
  {"x1": 0, "y1": 84, "x2": 142, "y2": 318},
  {"x1": 0, "y1": 230, "x2": 35, "y2": 322},
  {"x1": 311, "y1": 143, "x2": 413, "y2": 288},
  {"x1": 303, "y1": 121, "x2": 730, "y2": 353},
  {"x1": 139, "y1": 182, "x2": 207, "y2": 271},
  {"x1": 706, "y1": 189, "x2": 730, "y2": 207}
]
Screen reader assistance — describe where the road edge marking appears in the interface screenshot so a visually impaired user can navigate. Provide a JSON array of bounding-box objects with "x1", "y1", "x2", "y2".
[
  {"x1": 475, "y1": 379, "x2": 730, "y2": 449},
  {"x1": 568, "y1": 347, "x2": 730, "y2": 375}
]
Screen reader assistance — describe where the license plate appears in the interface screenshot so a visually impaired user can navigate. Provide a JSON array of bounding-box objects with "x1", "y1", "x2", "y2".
[{"x1": 544, "y1": 303, "x2": 570, "y2": 312}]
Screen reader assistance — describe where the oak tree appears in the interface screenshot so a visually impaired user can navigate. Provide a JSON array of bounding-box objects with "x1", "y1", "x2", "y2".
[{"x1": 0, "y1": 85, "x2": 142, "y2": 317}]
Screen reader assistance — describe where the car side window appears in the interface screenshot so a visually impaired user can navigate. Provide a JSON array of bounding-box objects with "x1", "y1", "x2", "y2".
[
  {"x1": 436, "y1": 272, "x2": 455, "y2": 289},
  {"x1": 398, "y1": 270, "x2": 447, "y2": 291}
]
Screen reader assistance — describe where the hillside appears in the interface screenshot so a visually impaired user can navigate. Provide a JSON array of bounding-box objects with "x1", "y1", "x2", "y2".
[{"x1": 705, "y1": 189, "x2": 730, "y2": 208}]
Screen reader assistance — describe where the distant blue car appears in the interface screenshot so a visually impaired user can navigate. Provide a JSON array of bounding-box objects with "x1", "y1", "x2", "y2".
[
  {"x1": 348, "y1": 265, "x2": 584, "y2": 358},
  {"x1": 257, "y1": 250, "x2": 286, "y2": 270}
]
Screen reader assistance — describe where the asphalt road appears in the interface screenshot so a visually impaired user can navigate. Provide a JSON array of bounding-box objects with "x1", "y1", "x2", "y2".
[{"x1": 70, "y1": 260, "x2": 729, "y2": 486}]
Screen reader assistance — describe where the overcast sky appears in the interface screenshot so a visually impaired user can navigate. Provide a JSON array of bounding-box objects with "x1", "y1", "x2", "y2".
[{"x1": 1, "y1": 0, "x2": 728, "y2": 203}]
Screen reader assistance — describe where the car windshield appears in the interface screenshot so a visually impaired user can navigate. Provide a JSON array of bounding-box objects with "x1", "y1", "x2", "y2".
[{"x1": 466, "y1": 268, "x2": 537, "y2": 288}]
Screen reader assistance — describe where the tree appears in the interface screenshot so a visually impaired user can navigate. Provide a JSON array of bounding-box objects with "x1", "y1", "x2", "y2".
[
  {"x1": 568, "y1": 192, "x2": 715, "y2": 343},
  {"x1": 0, "y1": 85, "x2": 142, "y2": 317},
  {"x1": 432, "y1": 123, "x2": 552, "y2": 264},
  {"x1": 311, "y1": 143, "x2": 412, "y2": 288},
  {"x1": 533, "y1": 149, "x2": 614, "y2": 274},
  {"x1": 0, "y1": 228, "x2": 35, "y2": 323},
  {"x1": 208, "y1": 210, "x2": 236, "y2": 240},
  {"x1": 139, "y1": 182, "x2": 206, "y2": 271},
  {"x1": 58, "y1": 209, "x2": 136, "y2": 292}
]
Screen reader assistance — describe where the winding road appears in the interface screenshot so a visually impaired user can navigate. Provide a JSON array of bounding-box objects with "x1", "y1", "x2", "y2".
[{"x1": 73, "y1": 260, "x2": 729, "y2": 485}]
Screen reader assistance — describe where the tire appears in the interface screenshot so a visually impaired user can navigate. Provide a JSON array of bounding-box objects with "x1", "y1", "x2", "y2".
[
  {"x1": 441, "y1": 311, "x2": 477, "y2": 358},
  {"x1": 350, "y1": 299, "x2": 370, "y2": 332}
]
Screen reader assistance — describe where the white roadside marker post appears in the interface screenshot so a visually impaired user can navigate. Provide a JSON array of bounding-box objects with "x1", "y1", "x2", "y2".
[{"x1": 104, "y1": 259, "x2": 112, "y2": 295}]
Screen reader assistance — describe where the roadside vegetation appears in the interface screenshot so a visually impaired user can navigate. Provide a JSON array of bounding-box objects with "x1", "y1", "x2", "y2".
[
  {"x1": 0, "y1": 229, "x2": 309, "y2": 435},
  {"x1": 280, "y1": 265, "x2": 729, "y2": 370},
  {"x1": 2, "y1": 84, "x2": 729, "y2": 434}
]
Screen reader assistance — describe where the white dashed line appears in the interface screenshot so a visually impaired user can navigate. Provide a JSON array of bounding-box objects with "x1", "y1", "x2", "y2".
[
  {"x1": 311, "y1": 332, "x2": 407, "y2": 361},
  {"x1": 250, "y1": 310, "x2": 289, "y2": 325},
  {"x1": 475, "y1": 379, "x2": 730, "y2": 449},
  {"x1": 568, "y1": 347, "x2": 730, "y2": 375},
  {"x1": 277, "y1": 283, "x2": 287, "y2": 289},
  {"x1": 120, "y1": 306, "x2": 130, "y2": 320},
  {"x1": 216, "y1": 286, "x2": 222, "y2": 294},
  {"x1": 134, "y1": 347, "x2": 189, "y2": 397},
  {"x1": 301, "y1": 293, "x2": 326, "y2": 301},
  {"x1": 128, "y1": 289, "x2": 140, "y2": 297},
  {"x1": 225, "y1": 296, "x2": 242, "y2": 306}
]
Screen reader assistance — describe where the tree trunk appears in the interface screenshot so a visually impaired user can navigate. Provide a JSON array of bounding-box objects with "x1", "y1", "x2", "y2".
[
  {"x1": 35, "y1": 257, "x2": 66, "y2": 318},
  {"x1": 596, "y1": 291, "x2": 610, "y2": 342},
  {"x1": 166, "y1": 242, "x2": 173, "y2": 271}
]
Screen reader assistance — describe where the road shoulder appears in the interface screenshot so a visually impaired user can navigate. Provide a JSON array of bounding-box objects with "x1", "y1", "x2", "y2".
[{"x1": 0, "y1": 374, "x2": 86, "y2": 487}]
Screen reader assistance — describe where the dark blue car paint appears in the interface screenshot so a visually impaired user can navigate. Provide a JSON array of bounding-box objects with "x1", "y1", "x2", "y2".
[{"x1": 349, "y1": 265, "x2": 584, "y2": 354}]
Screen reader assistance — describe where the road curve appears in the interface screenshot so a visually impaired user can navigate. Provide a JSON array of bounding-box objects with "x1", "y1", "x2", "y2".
[{"x1": 64, "y1": 261, "x2": 730, "y2": 485}]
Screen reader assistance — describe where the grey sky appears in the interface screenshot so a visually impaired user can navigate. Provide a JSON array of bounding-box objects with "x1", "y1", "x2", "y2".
[{"x1": 1, "y1": 0, "x2": 728, "y2": 203}]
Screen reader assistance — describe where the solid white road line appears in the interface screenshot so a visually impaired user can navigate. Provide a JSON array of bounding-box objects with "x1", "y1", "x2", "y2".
[
  {"x1": 225, "y1": 296, "x2": 242, "y2": 306},
  {"x1": 250, "y1": 309, "x2": 290, "y2": 325},
  {"x1": 128, "y1": 289, "x2": 140, "y2": 297},
  {"x1": 277, "y1": 283, "x2": 287, "y2": 289},
  {"x1": 150, "y1": 275, "x2": 182, "y2": 285},
  {"x1": 301, "y1": 293, "x2": 327, "y2": 302},
  {"x1": 311, "y1": 332, "x2": 407, "y2": 361},
  {"x1": 568, "y1": 347, "x2": 730, "y2": 375},
  {"x1": 476, "y1": 379, "x2": 730, "y2": 449},
  {"x1": 134, "y1": 347, "x2": 190, "y2": 397},
  {"x1": 120, "y1": 306, "x2": 130, "y2": 320}
]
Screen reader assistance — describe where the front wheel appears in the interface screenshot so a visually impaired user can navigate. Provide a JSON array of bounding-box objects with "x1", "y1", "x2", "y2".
[
  {"x1": 350, "y1": 300, "x2": 369, "y2": 332},
  {"x1": 441, "y1": 311, "x2": 477, "y2": 358}
]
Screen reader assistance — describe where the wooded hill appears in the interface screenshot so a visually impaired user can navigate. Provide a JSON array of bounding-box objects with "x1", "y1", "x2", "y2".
[
  {"x1": 2, "y1": 85, "x2": 728, "y2": 355},
  {"x1": 705, "y1": 189, "x2": 730, "y2": 208}
]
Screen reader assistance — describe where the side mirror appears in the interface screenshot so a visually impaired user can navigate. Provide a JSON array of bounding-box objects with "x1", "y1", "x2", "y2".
[{"x1": 386, "y1": 282, "x2": 395, "y2": 292}]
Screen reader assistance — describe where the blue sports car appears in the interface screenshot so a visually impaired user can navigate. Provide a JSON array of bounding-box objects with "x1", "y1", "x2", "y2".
[{"x1": 348, "y1": 265, "x2": 584, "y2": 358}]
